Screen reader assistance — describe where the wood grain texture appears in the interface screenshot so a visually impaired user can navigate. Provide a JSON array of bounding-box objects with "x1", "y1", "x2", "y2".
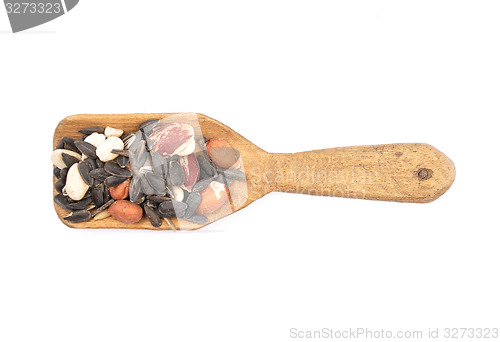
[
  {"x1": 53, "y1": 113, "x2": 455, "y2": 230},
  {"x1": 268, "y1": 144, "x2": 455, "y2": 203}
]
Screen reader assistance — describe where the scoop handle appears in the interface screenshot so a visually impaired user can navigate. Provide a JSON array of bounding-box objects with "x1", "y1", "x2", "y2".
[{"x1": 266, "y1": 143, "x2": 455, "y2": 203}]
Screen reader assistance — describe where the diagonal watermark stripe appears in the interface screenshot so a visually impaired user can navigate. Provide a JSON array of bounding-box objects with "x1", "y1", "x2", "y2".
[{"x1": 3, "y1": 0, "x2": 79, "y2": 33}]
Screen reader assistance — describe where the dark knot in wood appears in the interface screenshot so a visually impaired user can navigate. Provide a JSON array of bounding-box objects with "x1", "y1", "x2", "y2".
[{"x1": 417, "y1": 168, "x2": 433, "y2": 181}]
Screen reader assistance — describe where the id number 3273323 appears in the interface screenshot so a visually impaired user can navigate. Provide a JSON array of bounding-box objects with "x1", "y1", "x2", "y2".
[
  {"x1": 5, "y1": 2, "x2": 62, "y2": 14},
  {"x1": 444, "y1": 328, "x2": 498, "y2": 339}
]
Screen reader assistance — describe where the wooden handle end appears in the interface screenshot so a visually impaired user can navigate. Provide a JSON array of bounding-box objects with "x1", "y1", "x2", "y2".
[{"x1": 268, "y1": 143, "x2": 455, "y2": 203}]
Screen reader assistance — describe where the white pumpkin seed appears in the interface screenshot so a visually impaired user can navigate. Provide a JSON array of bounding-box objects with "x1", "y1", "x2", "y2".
[
  {"x1": 84, "y1": 132, "x2": 106, "y2": 147},
  {"x1": 104, "y1": 126, "x2": 124, "y2": 138},
  {"x1": 51, "y1": 149, "x2": 82, "y2": 169},
  {"x1": 93, "y1": 209, "x2": 111, "y2": 220},
  {"x1": 65, "y1": 163, "x2": 90, "y2": 201},
  {"x1": 96, "y1": 136, "x2": 124, "y2": 162}
]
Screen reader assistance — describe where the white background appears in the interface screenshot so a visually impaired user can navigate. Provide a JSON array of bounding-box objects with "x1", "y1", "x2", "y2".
[{"x1": 1, "y1": 1, "x2": 499, "y2": 341}]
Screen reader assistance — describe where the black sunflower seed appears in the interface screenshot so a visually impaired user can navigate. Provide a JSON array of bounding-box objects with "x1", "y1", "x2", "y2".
[
  {"x1": 80, "y1": 134, "x2": 89, "y2": 141},
  {"x1": 103, "y1": 187, "x2": 111, "y2": 203},
  {"x1": 140, "y1": 175, "x2": 156, "y2": 195},
  {"x1": 182, "y1": 213, "x2": 208, "y2": 225},
  {"x1": 53, "y1": 167, "x2": 61, "y2": 179},
  {"x1": 192, "y1": 177, "x2": 215, "y2": 192},
  {"x1": 54, "y1": 194, "x2": 71, "y2": 211},
  {"x1": 66, "y1": 197, "x2": 93, "y2": 211},
  {"x1": 96, "y1": 158, "x2": 104, "y2": 168},
  {"x1": 55, "y1": 178, "x2": 65, "y2": 194},
  {"x1": 122, "y1": 134, "x2": 135, "y2": 149},
  {"x1": 60, "y1": 167, "x2": 69, "y2": 181},
  {"x1": 161, "y1": 158, "x2": 169, "y2": 181},
  {"x1": 91, "y1": 199, "x2": 115, "y2": 217},
  {"x1": 184, "y1": 192, "x2": 202, "y2": 218},
  {"x1": 64, "y1": 209, "x2": 91, "y2": 223},
  {"x1": 111, "y1": 149, "x2": 129, "y2": 157},
  {"x1": 128, "y1": 132, "x2": 144, "y2": 153},
  {"x1": 85, "y1": 158, "x2": 98, "y2": 171},
  {"x1": 157, "y1": 200, "x2": 187, "y2": 218},
  {"x1": 168, "y1": 159, "x2": 185, "y2": 186},
  {"x1": 134, "y1": 141, "x2": 148, "y2": 168},
  {"x1": 145, "y1": 172, "x2": 166, "y2": 195},
  {"x1": 78, "y1": 126, "x2": 104, "y2": 135},
  {"x1": 146, "y1": 195, "x2": 172, "y2": 203},
  {"x1": 144, "y1": 205, "x2": 162, "y2": 228},
  {"x1": 172, "y1": 201, "x2": 187, "y2": 217},
  {"x1": 105, "y1": 176, "x2": 128, "y2": 187},
  {"x1": 89, "y1": 168, "x2": 110, "y2": 181},
  {"x1": 197, "y1": 155, "x2": 216, "y2": 178},
  {"x1": 120, "y1": 132, "x2": 134, "y2": 143},
  {"x1": 91, "y1": 185, "x2": 105, "y2": 208},
  {"x1": 78, "y1": 161, "x2": 93, "y2": 186},
  {"x1": 139, "y1": 118, "x2": 159, "y2": 129},
  {"x1": 104, "y1": 161, "x2": 132, "y2": 177},
  {"x1": 62, "y1": 137, "x2": 80, "y2": 153},
  {"x1": 198, "y1": 167, "x2": 209, "y2": 180},
  {"x1": 129, "y1": 176, "x2": 144, "y2": 203},
  {"x1": 139, "y1": 119, "x2": 159, "y2": 135},
  {"x1": 62, "y1": 153, "x2": 80, "y2": 168},
  {"x1": 117, "y1": 155, "x2": 129, "y2": 168},
  {"x1": 157, "y1": 202, "x2": 174, "y2": 218},
  {"x1": 74, "y1": 141, "x2": 97, "y2": 159},
  {"x1": 56, "y1": 138, "x2": 65, "y2": 150},
  {"x1": 150, "y1": 152, "x2": 164, "y2": 176}
]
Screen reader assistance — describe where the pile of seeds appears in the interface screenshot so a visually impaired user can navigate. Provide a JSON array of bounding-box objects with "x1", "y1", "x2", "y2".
[
  {"x1": 52, "y1": 126, "x2": 132, "y2": 223},
  {"x1": 125, "y1": 119, "x2": 245, "y2": 226},
  {"x1": 52, "y1": 118, "x2": 246, "y2": 228}
]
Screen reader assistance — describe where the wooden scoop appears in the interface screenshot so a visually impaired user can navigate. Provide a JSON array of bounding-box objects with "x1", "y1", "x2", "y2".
[{"x1": 53, "y1": 113, "x2": 456, "y2": 230}]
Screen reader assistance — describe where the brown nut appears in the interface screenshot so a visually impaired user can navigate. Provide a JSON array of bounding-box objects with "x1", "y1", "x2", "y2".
[
  {"x1": 206, "y1": 139, "x2": 240, "y2": 169},
  {"x1": 109, "y1": 178, "x2": 130, "y2": 200},
  {"x1": 196, "y1": 181, "x2": 228, "y2": 215},
  {"x1": 109, "y1": 200, "x2": 143, "y2": 223}
]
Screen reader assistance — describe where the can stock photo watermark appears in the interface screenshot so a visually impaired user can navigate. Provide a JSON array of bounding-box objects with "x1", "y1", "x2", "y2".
[
  {"x1": 3, "y1": 0, "x2": 79, "y2": 32},
  {"x1": 247, "y1": 165, "x2": 378, "y2": 199},
  {"x1": 289, "y1": 327, "x2": 499, "y2": 340}
]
